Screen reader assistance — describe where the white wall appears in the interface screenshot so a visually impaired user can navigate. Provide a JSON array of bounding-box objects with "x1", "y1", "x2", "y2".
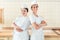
[
  {"x1": 39, "y1": 2, "x2": 60, "y2": 27},
  {"x1": 0, "y1": 0, "x2": 60, "y2": 27}
]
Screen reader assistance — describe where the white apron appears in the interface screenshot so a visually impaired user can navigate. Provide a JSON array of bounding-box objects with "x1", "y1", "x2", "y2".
[
  {"x1": 13, "y1": 16, "x2": 30, "y2": 40},
  {"x1": 13, "y1": 30, "x2": 29, "y2": 40},
  {"x1": 31, "y1": 27, "x2": 44, "y2": 40},
  {"x1": 29, "y1": 14, "x2": 44, "y2": 40}
]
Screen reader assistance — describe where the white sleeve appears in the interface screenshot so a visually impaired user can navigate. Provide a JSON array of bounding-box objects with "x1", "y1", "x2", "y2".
[
  {"x1": 13, "y1": 17, "x2": 23, "y2": 28},
  {"x1": 29, "y1": 15, "x2": 35, "y2": 23},
  {"x1": 14, "y1": 17, "x2": 19, "y2": 23},
  {"x1": 40, "y1": 16, "x2": 44, "y2": 21},
  {"x1": 13, "y1": 17, "x2": 21, "y2": 27}
]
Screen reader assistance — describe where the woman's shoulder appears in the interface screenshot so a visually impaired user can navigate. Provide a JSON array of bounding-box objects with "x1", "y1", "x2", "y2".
[{"x1": 15, "y1": 16, "x2": 22, "y2": 20}]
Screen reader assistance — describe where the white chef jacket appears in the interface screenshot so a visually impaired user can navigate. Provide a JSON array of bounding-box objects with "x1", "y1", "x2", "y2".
[
  {"x1": 14, "y1": 16, "x2": 31, "y2": 30},
  {"x1": 29, "y1": 13, "x2": 44, "y2": 40},
  {"x1": 13, "y1": 16, "x2": 31, "y2": 40}
]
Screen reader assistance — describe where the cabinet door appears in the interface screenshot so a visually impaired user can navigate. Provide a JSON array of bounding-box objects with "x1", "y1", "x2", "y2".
[
  {"x1": 9, "y1": 37, "x2": 12, "y2": 40},
  {"x1": 45, "y1": 37, "x2": 58, "y2": 40},
  {"x1": 0, "y1": 8, "x2": 4, "y2": 24},
  {"x1": 0, "y1": 37, "x2": 7, "y2": 40}
]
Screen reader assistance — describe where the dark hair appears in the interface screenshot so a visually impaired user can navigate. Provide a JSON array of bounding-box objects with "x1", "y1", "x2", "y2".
[{"x1": 24, "y1": 8, "x2": 28, "y2": 12}]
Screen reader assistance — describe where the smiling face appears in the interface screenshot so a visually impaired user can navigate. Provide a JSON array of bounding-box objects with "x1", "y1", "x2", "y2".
[
  {"x1": 31, "y1": 4, "x2": 38, "y2": 14},
  {"x1": 21, "y1": 8, "x2": 28, "y2": 16}
]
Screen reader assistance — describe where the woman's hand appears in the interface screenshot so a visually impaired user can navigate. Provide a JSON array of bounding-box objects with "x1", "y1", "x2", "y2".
[
  {"x1": 39, "y1": 20, "x2": 47, "y2": 26},
  {"x1": 35, "y1": 21, "x2": 47, "y2": 30},
  {"x1": 32, "y1": 22, "x2": 40, "y2": 30},
  {"x1": 16, "y1": 27, "x2": 23, "y2": 32},
  {"x1": 13, "y1": 22, "x2": 23, "y2": 32},
  {"x1": 35, "y1": 26, "x2": 40, "y2": 30}
]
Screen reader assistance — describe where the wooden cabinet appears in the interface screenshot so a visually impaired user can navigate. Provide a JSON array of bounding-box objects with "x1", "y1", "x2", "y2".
[
  {"x1": 0, "y1": 37, "x2": 12, "y2": 40},
  {"x1": 9, "y1": 37, "x2": 12, "y2": 40},
  {"x1": 44, "y1": 30, "x2": 60, "y2": 40},
  {"x1": 0, "y1": 37, "x2": 7, "y2": 40},
  {"x1": 0, "y1": 8, "x2": 4, "y2": 24},
  {"x1": 0, "y1": 29, "x2": 13, "y2": 40},
  {"x1": 45, "y1": 37, "x2": 60, "y2": 40},
  {"x1": 0, "y1": 28, "x2": 60, "y2": 40}
]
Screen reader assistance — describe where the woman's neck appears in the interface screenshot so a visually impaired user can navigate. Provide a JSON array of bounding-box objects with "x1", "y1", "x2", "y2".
[{"x1": 22, "y1": 15, "x2": 27, "y2": 17}]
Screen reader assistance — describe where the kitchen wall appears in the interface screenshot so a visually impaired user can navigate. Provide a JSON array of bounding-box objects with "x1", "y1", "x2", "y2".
[{"x1": 0, "y1": 0, "x2": 60, "y2": 27}]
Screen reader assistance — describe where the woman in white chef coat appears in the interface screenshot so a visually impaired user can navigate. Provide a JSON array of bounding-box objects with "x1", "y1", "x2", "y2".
[
  {"x1": 29, "y1": 0, "x2": 47, "y2": 40},
  {"x1": 12, "y1": 5, "x2": 30, "y2": 40}
]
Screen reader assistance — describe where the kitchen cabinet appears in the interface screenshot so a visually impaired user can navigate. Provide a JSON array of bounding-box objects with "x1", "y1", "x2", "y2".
[
  {"x1": 0, "y1": 37, "x2": 7, "y2": 40},
  {"x1": 0, "y1": 8, "x2": 4, "y2": 24},
  {"x1": 45, "y1": 37, "x2": 60, "y2": 40},
  {"x1": 0, "y1": 27, "x2": 60, "y2": 40}
]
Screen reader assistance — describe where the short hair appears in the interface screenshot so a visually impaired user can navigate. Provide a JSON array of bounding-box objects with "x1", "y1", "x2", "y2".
[{"x1": 24, "y1": 8, "x2": 28, "y2": 12}]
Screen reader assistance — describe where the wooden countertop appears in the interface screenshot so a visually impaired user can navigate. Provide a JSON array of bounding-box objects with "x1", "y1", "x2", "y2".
[
  {"x1": 0, "y1": 29, "x2": 60, "y2": 37},
  {"x1": 0, "y1": 30, "x2": 13, "y2": 37},
  {"x1": 0, "y1": 27, "x2": 60, "y2": 37},
  {"x1": 43, "y1": 26, "x2": 60, "y2": 30}
]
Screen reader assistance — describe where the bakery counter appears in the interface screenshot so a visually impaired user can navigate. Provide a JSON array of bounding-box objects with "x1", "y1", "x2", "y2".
[{"x1": 0, "y1": 27, "x2": 60, "y2": 40}]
